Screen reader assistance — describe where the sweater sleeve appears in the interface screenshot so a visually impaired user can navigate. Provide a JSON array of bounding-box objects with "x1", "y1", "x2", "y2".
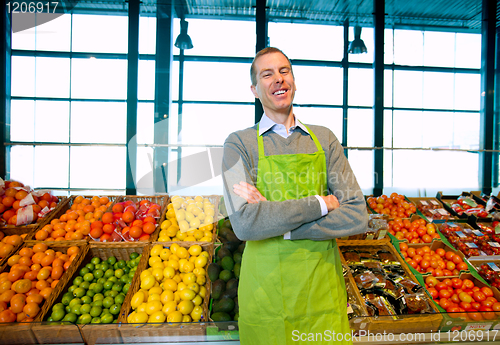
[
  {"x1": 289, "y1": 132, "x2": 369, "y2": 240},
  {"x1": 222, "y1": 132, "x2": 324, "y2": 241}
]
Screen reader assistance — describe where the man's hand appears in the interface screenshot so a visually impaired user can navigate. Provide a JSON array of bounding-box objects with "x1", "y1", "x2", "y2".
[
  {"x1": 233, "y1": 181, "x2": 267, "y2": 204},
  {"x1": 321, "y1": 195, "x2": 339, "y2": 212}
]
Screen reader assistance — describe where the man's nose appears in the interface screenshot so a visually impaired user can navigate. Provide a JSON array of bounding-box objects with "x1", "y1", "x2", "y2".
[{"x1": 275, "y1": 74, "x2": 283, "y2": 83}]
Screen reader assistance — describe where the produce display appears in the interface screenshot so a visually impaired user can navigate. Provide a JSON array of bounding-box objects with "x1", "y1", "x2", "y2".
[
  {"x1": 366, "y1": 193, "x2": 417, "y2": 218},
  {"x1": 207, "y1": 219, "x2": 244, "y2": 322},
  {"x1": 127, "y1": 243, "x2": 209, "y2": 324},
  {"x1": 0, "y1": 244, "x2": 81, "y2": 323},
  {"x1": 0, "y1": 233, "x2": 25, "y2": 262},
  {"x1": 0, "y1": 179, "x2": 61, "y2": 227},
  {"x1": 159, "y1": 195, "x2": 215, "y2": 242},
  {"x1": 398, "y1": 243, "x2": 469, "y2": 276},
  {"x1": 46, "y1": 252, "x2": 140, "y2": 324},
  {"x1": 424, "y1": 275, "x2": 499, "y2": 321},
  {"x1": 387, "y1": 217, "x2": 440, "y2": 243},
  {"x1": 413, "y1": 198, "x2": 451, "y2": 221},
  {"x1": 444, "y1": 195, "x2": 489, "y2": 218}
]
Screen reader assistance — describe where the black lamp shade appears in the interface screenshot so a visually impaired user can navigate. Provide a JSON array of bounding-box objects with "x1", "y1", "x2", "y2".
[
  {"x1": 348, "y1": 25, "x2": 367, "y2": 54},
  {"x1": 175, "y1": 19, "x2": 193, "y2": 50}
]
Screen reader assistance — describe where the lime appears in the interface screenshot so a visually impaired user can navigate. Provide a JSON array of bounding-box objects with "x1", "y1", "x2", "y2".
[
  {"x1": 113, "y1": 263, "x2": 119, "y2": 270},
  {"x1": 81, "y1": 296, "x2": 92, "y2": 305},
  {"x1": 94, "y1": 264, "x2": 102, "y2": 271},
  {"x1": 120, "y1": 275, "x2": 129, "y2": 284},
  {"x1": 123, "y1": 266, "x2": 130, "y2": 274},
  {"x1": 62, "y1": 293, "x2": 73, "y2": 306},
  {"x1": 97, "y1": 277, "x2": 106, "y2": 285},
  {"x1": 62, "y1": 313, "x2": 77, "y2": 323},
  {"x1": 47, "y1": 317, "x2": 54, "y2": 322},
  {"x1": 107, "y1": 256, "x2": 117, "y2": 266},
  {"x1": 80, "y1": 304, "x2": 91, "y2": 315},
  {"x1": 91, "y1": 317, "x2": 101, "y2": 324},
  {"x1": 73, "y1": 276, "x2": 84, "y2": 286},
  {"x1": 93, "y1": 283, "x2": 104, "y2": 293},
  {"x1": 102, "y1": 308, "x2": 109, "y2": 315},
  {"x1": 102, "y1": 297, "x2": 115, "y2": 309},
  {"x1": 78, "y1": 313, "x2": 92, "y2": 324},
  {"x1": 129, "y1": 252, "x2": 139, "y2": 260},
  {"x1": 100, "y1": 262, "x2": 110, "y2": 271},
  {"x1": 65, "y1": 305, "x2": 72, "y2": 313},
  {"x1": 83, "y1": 273, "x2": 94, "y2": 282},
  {"x1": 104, "y1": 290, "x2": 112, "y2": 297},
  {"x1": 114, "y1": 269, "x2": 124, "y2": 279},
  {"x1": 73, "y1": 287, "x2": 86, "y2": 298},
  {"x1": 103, "y1": 281, "x2": 114, "y2": 290},
  {"x1": 134, "y1": 257, "x2": 141, "y2": 266},
  {"x1": 101, "y1": 313, "x2": 114, "y2": 324},
  {"x1": 117, "y1": 260, "x2": 126, "y2": 269},
  {"x1": 53, "y1": 302, "x2": 65, "y2": 310},
  {"x1": 80, "y1": 281, "x2": 90, "y2": 290},
  {"x1": 94, "y1": 270, "x2": 104, "y2": 279},
  {"x1": 93, "y1": 293, "x2": 104, "y2": 302},
  {"x1": 107, "y1": 276, "x2": 118, "y2": 284},
  {"x1": 69, "y1": 298, "x2": 82, "y2": 308},
  {"x1": 107, "y1": 290, "x2": 119, "y2": 298},
  {"x1": 114, "y1": 294, "x2": 125, "y2": 305},
  {"x1": 79, "y1": 267, "x2": 90, "y2": 277},
  {"x1": 112, "y1": 283, "x2": 123, "y2": 292},
  {"x1": 109, "y1": 304, "x2": 121, "y2": 315},
  {"x1": 68, "y1": 285, "x2": 78, "y2": 294},
  {"x1": 86, "y1": 289, "x2": 96, "y2": 298},
  {"x1": 89, "y1": 283, "x2": 96, "y2": 291},
  {"x1": 85, "y1": 263, "x2": 95, "y2": 271},
  {"x1": 90, "y1": 306, "x2": 102, "y2": 317},
  {"x1": 51, "y1": 309, "x2": 65, "y2": 321},
  {"x1": 123, "y1": 283, "x2": 130, "y2": 295},
  {"x1": 91, "y1": 300, "x2": 103, "y2": 308},
  {"x1": 71, "y1": 304, "x2": 82, "y2": 316},
  {"x1": 91, "y1": 257, "x2": 101, "y2": 265}
]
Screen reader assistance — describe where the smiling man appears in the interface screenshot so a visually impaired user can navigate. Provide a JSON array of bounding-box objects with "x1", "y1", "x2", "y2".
[{"x1": 221, "y1": 47, "x2": 368, "y2": 345}]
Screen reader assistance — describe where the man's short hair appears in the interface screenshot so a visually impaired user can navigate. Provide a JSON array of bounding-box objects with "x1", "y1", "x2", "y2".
[{"x1": 250, "y1": 47, "x2": 293, "y2": 86}]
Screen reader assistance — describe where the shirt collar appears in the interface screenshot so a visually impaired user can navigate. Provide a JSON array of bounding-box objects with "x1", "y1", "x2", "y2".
[{"x1": 258, "y1": 113, "x2": 310, "y2": 136}]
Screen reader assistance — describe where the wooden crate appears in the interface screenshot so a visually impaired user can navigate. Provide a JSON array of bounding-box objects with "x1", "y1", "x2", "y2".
[
  {"x1": 338, "y1": 240, "x2": 443, "y2": 334},
  {"x1": 119, "y1": 241, "x2": 213, "y2": 342},
  {"x1": 0, "y1": 322, "x2": 38, "y2": 344},
  {"x1": 0, "y1": 226, "x2": 35, "y2": 268}
]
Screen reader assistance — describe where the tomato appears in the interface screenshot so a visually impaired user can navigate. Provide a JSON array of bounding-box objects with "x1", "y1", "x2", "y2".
[
  {"x1": 468, "y1": 311, "x2": 483, "y2": 321},
  {"x1": 440, "y1": 298, "x2": 451, "y2": 310},
  {"x1": 481, "y1": 287, "x2": 494, "y2": 298},
  {"x1": 481, "y1": 299, "x2": 494, "y2": 308},
  {"x1": 427, "y1": 287, "x2": 438, "y2": 299},
  {"x1": 451, "y1": 278, "x2": 463, "y2": 289},
  {"x1": 446, "y1": 306, "x2": 461, "y2": 317},
  {"x1": 425, "y1": 276, "x2": 439, "y2": 287},
  {"x1": 435, "y1": 282, "x2": 448, "y2": 291},
  {"x1": 462, "y1": 279, "x2": 475, "y2": 290},
  {"x1": 439, "y1": 289, "x2": 452, "y2": 299},
  {"x1": 472, "y1": 286, "x2": 481, "y2": 292},
  {"x1": 450, "y1": 294, "x2": 461, "y2": 304},
  {"x1": 460, "y1": 301, "x2": 472, "y2": 310},
  {"x1": 473, "y1": 291, "x2": 486, "y2": 303},
  {"x1": 456, "y1": 262, "x2": 468, "y2": 271}
]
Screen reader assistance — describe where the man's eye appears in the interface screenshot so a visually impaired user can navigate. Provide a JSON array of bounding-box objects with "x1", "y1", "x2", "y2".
[{"x1": 263, "y1": 73, "x2": 271, "y2": 78}]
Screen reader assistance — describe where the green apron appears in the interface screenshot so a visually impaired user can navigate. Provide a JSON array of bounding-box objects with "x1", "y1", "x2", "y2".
[{"x1": 238, "y1": 123, "x2": 352, "y2": 345}]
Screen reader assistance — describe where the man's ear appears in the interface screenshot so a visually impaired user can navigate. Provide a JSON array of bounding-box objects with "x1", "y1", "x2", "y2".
[{"x1": 250, "y1": 85, "x2": 259, "y2": 99}]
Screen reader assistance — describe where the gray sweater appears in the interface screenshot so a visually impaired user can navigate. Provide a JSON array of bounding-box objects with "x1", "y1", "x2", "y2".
[{"x1": 222, "y1": 123, "x2": 369, "y2": 241}]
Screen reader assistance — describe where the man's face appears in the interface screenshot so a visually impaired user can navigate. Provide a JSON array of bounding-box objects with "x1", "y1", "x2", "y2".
[{"x1": 251, "y1": 52, "x2": 296, "y2": 116}]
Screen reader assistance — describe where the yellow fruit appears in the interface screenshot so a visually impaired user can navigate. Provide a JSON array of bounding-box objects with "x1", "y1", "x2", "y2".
[
  {"x1": 190, "y1": 218, "x2": 201, "y2": 229},
  {"x1": 166, "y1": 208, "x2": 175, "y2": 219},
  {"x1": 176, "y1": 209, "x2": 186, "y2": 222},
  {"x1": 187, "y1": 283, "x2": 200, "y2": 294},
  {"x1": 178, "y1": 288, "x2": 196, "y2": 301},
  {"x1": 194, "y1": 256, "x2": 207, "y2": 268},
  {"x1": 188, "y1": 256, "x2": 197, "y2": 263},
  {"x1": 183, "y1": 273, "x2": 196, "y2": 285},
  {"x1": 162, "y1": 301, "x2": 177, "y2": 316},
  {"x1": 199, "y1": 251, "x2": 209, "y2": 259},
  {"x1": 149, "y1": 256, "x2": 162, "y2": 267},
  {"x1": 151, "y1": 262, "x2": 164, "y2": 271},
  {"x1": 127, "y1": 311, "x2": 137, "y2": 323},
  {"x1": 194, "y1": 196, "x2": 203, "y2": 203},
  {"x1": 169, "y1": 254, "x2": 179, "y2": 262},
  {"x1": 148, "y1": 310, "x2": 166, "y2": 323},
  {"x1": 161, "y1": 278, "x2": 178, "y2": 292},
  {"x1": 148, "y1": 293, "x2": 161, "y2": 302},
  {"x1": 160, "y1": 248, "x2": 171, "y2": 261},
  {"x1": 197, "y1": 212, "x2": 206, "y2": 221},
  {"x1": 205, "y1": 208, "x2": 215, "y2": 217},
  {"x1": 193, "y1": 267, "x2": 206, "y2": 277},
  {"x1": 176, "y1": 231, "x2": 187, "y2": 241},
  {"x1": 193, "y1": 230, "x2": 204, "y2": 240},
  {"x1": 198, "y1": 286, "x2": 207, "y2": 299},
  {"x1": 172, "y1": 274, "x2": 182, "y2": 284},
  {"x1": 204, "y1": 216, "x2": 214, "y2": 225},
  {"x1": 135, "y1": 311, "x2": 149, "y2": 323},
  {"x1": 167, "y1": 310, "x2": 183, "y2": 323},
  {"x1": 177, "y1": 282, "x2": 187, "y2": 291},
  {"x1": 172, "y1": 200, "x2": 181, "y2": 210},
  {"x1": 196, "y1": 275, "x2": 206, "y2": 286},
  {"x1": 145, "y1": 300, "x2": 163, "y2": 315},
  {"x1": 131, "y1": 291, "x2": 145, "y2": 309},
  {"x1": 151, "y1": 268, "x2": 164, "y2": 282},
  {"x1": 136, "y1": 303, "x2": 148, "y2": 313},
  {"x1": 166, "y1": 225, "x2": 179, "y2": 238},
  {"x1": 177, "y1": 300, "x2": 194, "y2": 315},
  {"x1": 160, "y1": 219, "x2": 171, "y2": 230},
  {"x1": 163, "y1": 266, "x2": 175, "y2": 279},
  {"x1": 184, "y1": 236, "x2": 196, "y2": 241},
  {"x1": 140, "y1": 270, "x2": 152, "y2": 281},
  {"x1": 141, "y1": 275, "x2": 156, "y2": 290},
  {"x1": 149, "y1": 286, "x2": 163, "y2": 295},
  {"x1": 170, "y1": 243, "x2": 180, "y2": 255},
  {"x1": 176, "y1": 247, "x2": 188, "y2": 259},
  {"x1": 179, "y1": 220, "x2": 189, "y2": 232},
  {"x1": 191, "y1": 305, "x2": 203, "y2": 321},
  {"x1": 178, "y1": 259, "x2": 188, "y2": 273},
  {"x1": 150, "y1": 244, "x2": 163, "y2": 257},
  {"x1": 192, "y1": 294, "x2": 202, "y2": 306},
  {"x1": 158, "y1": 236, "x2": 171, "y2": 242},
  {"x1": 185, "y1": 212, "x2": 194, "y2": 223},
  {"x1": 182, "y1": 315, "x2": 192, "y2": 322},
  {"x1": 182, "y1": 261, "x2": 194, "y2": 273},
  {"x1": 199, "y1": 236, "x2": 212, "y2": 242},
  {"x1": 160, "y1": 289, "x2": 174, "y2": 304}
]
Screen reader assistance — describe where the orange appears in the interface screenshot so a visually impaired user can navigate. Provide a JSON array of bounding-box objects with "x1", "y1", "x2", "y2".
[
  {"x1": 67, "y1": 246, "x2": 79, "y2": 257},
  {"x1": 2, "y1": 196, "x2": 15, "y2": 208},
  {"x1": 5, "y1": 235, "x2": 22, "y2": 246},
  {"x1": 35, "y1": 280, "x2": 49, "y2": 291},
  {"x1": 23, "y1": 271, "x2": 38, "y2": 281},
  {"x1": 81, "y1": 198, "x2": 91, "y2": 206},
  {"x1": 19, "y1": 247, "x2": 34, "y2": 258},
  {"x1": 33, "y1": 243, "x2": 48, "y2": 253},
  {"x1": 91, "y1": 196, "x2": 100, "y2": 203},
  {"x1": 123, "y1": 211, "x2": 135, "y2": 224},
  {"x1": 14, "y1": 190, "x2": 28, "y2": 200},
  {"x1": 38, "y1": 199, "x2": 49, "y2": 209},
  {"x1": 102, "y1": 212, "x2": 114, "y2": 224},
  {"x1": 112, "y1": 203, "x2": 124, "y2": 213},
  {"x1": 4, "y1": 188, "x2": 16, "y2": 198},
  {"x1": 143, "y1": 222, "x2": 156, "y2": 235},
  {"x1": 74, "y1": 195, "x2": 84, "y2": 204},
  {"x1": 0, "y1": 243, "x2": 14, "y2": 258},
  {"x1": 83, "y1": 205, "x2": 95, "y2": 214},
  {"x1": 51, "y1": 266, "x2": 64, "y2": 280},
  {"x1": 0, "y1": 309, "x2": 16, "y2": 323},
  {"x1": 26, "y1": 293, "x2": 43, "y2": 305},
  {"x1": 18, "y1": 256, "x2": 32, "y2": 267},
  {"x1": 23, "y1": 302, "x2": 40, "y2": 318},
  {"x1": 89, "y1": 227, "x2": 103, "y2": 239}
]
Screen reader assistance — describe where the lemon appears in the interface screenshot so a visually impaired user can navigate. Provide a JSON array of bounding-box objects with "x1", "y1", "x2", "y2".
[
  {"x1": 197, "y1": 212, "x2": 206, "y2": 221},
  {"x1": 166, "y1": 225, "x2": 179, "y2": 238},
  {"x1": 163, "y1": 266, "x2": 175, "y2": 279},
  {"x1": 204, "y1": 216, "x2": 214, "y2": 225},
  {"x1": 169, "y1": 254, "x2": 179, "y2": 262},
  {"x1": 167, "y1": 310, "x2": 183, "y2": 323},
  {"x1": 172, "y1": 274, "x2": 182, "y2": 284},
  {"x1": 193, "y1": 230, "x2": 204, "y2": 240},
  {"x1": 135, "y1": 311, "x2": 148, "y2": 323},
  {"x1": 178, "y1": 220, "x2": 189, "y2": 233},
  {"x1": 185, "y1": 236, "x2": 197, "y2": 241},
  {"x1": 158, "y1": 236, "x2": 171, "y2": 242},
  {"x1": 160, "y1": 289, "x2": 174, "y2": 304},
  {"x1": 139, "y1": 289, "x2": 149, "y2": 300},
  {"x1": 150, "y1": 244, "x2": 163, "y2": 257},
  {"x1": 151, "y1": 262, "x2": 164, "y2": 271},
  {"x1": 176, "y1": 231, "x2": 187, "y2": 241},
  {"x1": 162, "y1": 301, "x2": 177, "y2": 316},
  {"x1": 170, "y1": 243, "x2": 180, "y2": 255},
  {"x1": 161, "y1": 278, "x2": 177, "y2": 292},
  {"x1": 148, "y1": 293, "x2": 161, "y2": 302},
  {"x1": 178, "y1": 259, "x2": 188, "y2": 272},
  {"x1": 151, "y1": 268, "x2": 164, "y2": 282},
  {"x1": 194, "y1": 256, "x2": 207, "y2": 268},
  {"x1": 192, "y1": 294, "x2": 202, "y2": 306},
  {"x1": 149, "y1": 286, "x2": 163, "y2": 295},
  {"x1": 205, "y1": 208, "x2": 215, "y2": 217},
  {"x1": 160, "y1": 220, "x2": 171, "y2": 230},
  {"x1": 196, "y1": 275, "x2": 206, "y2": 286},
  {"x1": 194, "y1": 196, "x2": 203, "y2": 203},
  {"x1": 127, "y1": 311, "x2": 137, "y2": 323},
  {"x1": 173, "y1": 291, "x2": 181, "y2": 303},
  {"x1": 193, "y1": 267, "x2": 206, "y2": 277},
  {"x1": 149, "y1": 256, "x2": 162, "y2": 267},
  {"x1": 141, "y1": 275, "x2": 156, "y2": 290},
  {"x1": 178, "y1": 288, "x2": 196, "y2": 301},
  {"x1": 183, "y1": 261, "x2": 195, "y2": 273},
  {"x1": 200, "y1": 236, "x2": 212, "y2": 242},
  {"x1": 148, "y1": 310, "x2": 166, "y2": 323},
  {"x1": 191, "y1": 305, "x2": 203, "y2": 321},
  {"x1": 186, "y1": 204, "x2": 195, "y2": 214},
  {"x1": 160, "y1": 248, "x2": 171, "y2": 261},
  {"x1": 203, "y1": 230, "x2": 213, "y2": 238},
  {"x1": 167, "y1": 260, "x2": 179, "y2": 271},
  {"x1": 200, "y1": 251, "x2": 210, "y2": 259},
  {"x1": 176, "y1": 247, "x2": 189, "y2": 259},
  {"x1": 187, "y1": 283, "x2": 200, "y2": 294},
  {"x1": 136, "y1": 302, "x2": 148, "y2": 313},
  {"x1": 182, "y1": 315, "x2": 192, "y2": 322},
  {"x1": 177, "y1": 300, "x2": 194, "y2": 315},
  {"x1": 166, "y1": 208, "x2": 176, "y2": 219},
  {"x1": 140, "y1": 270, "x2": 152, "y2": 281},
  {"x1": 177, "y1": 282, "x2": 187, "y2": 291},
  {"x1": 131, "y1": 291, "x2": 145, "y2": 309},
  {"x1": 175, "y1": 209, "x2": 186, "y2": 221},
  {"x1": 198, "y1": 286, "x2": 207, "y2": 299},
  {"x1": 172, "y1": 200, "x2": 181, "y2": 210},
  {"x1": 183, "y1": 273, "x2": 196, "y2": 285},
  {"x1": 185, "y1": 212, "x2": 195, "y2": 223},
  {"x1": 145, "y1": 300, "x2": 163, "y2": 315}
]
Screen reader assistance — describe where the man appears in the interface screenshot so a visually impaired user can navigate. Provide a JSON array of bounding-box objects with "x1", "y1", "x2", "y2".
[{"x1": 222, "y1": 47, "x2": 368, "y2": 345}]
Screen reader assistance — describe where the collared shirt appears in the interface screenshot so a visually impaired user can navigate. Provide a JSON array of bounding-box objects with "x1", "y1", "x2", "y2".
[{"x1": 259, "y1": 113, "x2": 329, "y2": 239}]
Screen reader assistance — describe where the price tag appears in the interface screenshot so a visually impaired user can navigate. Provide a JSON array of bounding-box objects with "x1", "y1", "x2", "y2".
[
  {"x1": 430, "y1": 200, "x2": 440, "y2": 206},
  {"x1": 472, "y1": 230, "x2": 485, "y2": 237},
  {"x1": 488, "y1": 242, "x2": 500, "y2": 248},
  {"x1": 488, "y1": 262, "x2": 500, "y2": 272},
  {"x1": 495, "y1": 225, "x2": 500, "y2": 234},
  {"x1": 347, "y1": 303, "x2": 354, "y2": 314},
  {"x1": 465, "y1": 242, "x2": 478, "y2": 248},
  {"x1": 377, "y1": 230, "x2": 387, "y2": 240},
  {"x1": 456, "y1": 231, "x2": 467, "y2": 238},
  {"x1": 437, "y1": 208, "x2": 449, "y2": 215},
  {"x1": 420, "y1": 200, "x2": 429, "y2": 206}
]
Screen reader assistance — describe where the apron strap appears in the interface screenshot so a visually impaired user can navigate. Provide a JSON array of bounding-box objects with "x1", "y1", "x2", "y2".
[{"x1": 298, "y1": 120, "x2": 324, "y2": 154}]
